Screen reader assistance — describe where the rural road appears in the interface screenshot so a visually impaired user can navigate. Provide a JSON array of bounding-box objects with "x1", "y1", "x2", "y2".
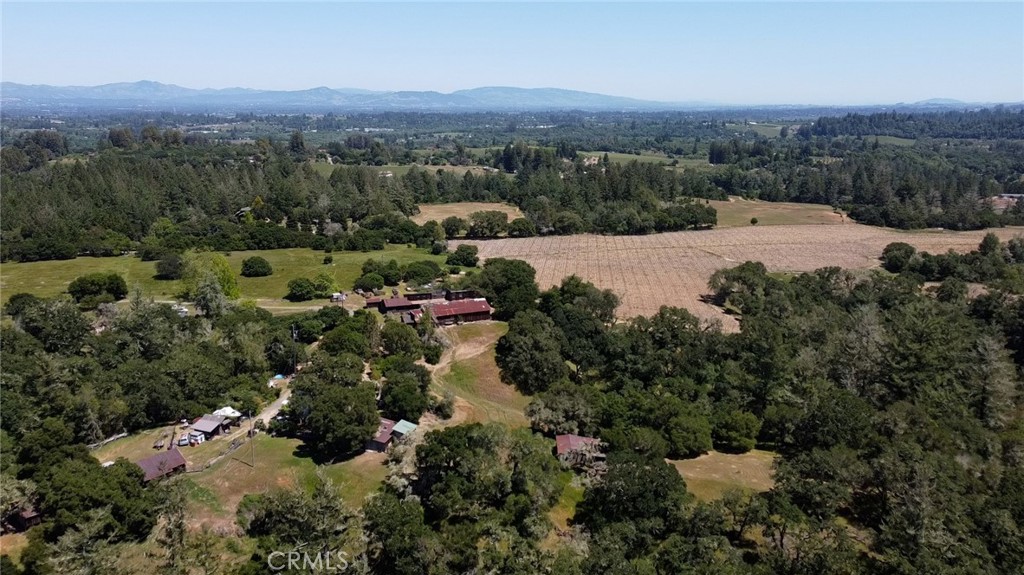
[{"x1": 210, "y1": 383, "x2": 292, "y2": 447}]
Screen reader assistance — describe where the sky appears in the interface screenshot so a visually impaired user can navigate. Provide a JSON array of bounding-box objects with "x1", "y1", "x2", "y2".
[{"x1": 2, "y1": 1, "x2": 1022, "y2": 105}]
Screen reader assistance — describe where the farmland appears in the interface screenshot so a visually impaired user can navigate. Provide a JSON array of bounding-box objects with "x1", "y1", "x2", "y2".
[
  {"x1": 457, "y1": 224, "x2": 1024, "y2": 330},
  {"x1": 411, "y1": 202, "x2": 525, "y2": 225}
]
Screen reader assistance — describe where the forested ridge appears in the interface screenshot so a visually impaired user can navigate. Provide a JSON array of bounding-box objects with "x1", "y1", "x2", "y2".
[
  {"x1": 3, "y1": 107, "x2": 1024, "y2": 261},
  {"x1": 2, "y1": 105, "x2": 1024, "y2": 259}
]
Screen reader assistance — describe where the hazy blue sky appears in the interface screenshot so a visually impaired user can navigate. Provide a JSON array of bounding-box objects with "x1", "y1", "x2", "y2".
[{"x1": 2, "y1": 1, "x2": 1022, "y2": 105}]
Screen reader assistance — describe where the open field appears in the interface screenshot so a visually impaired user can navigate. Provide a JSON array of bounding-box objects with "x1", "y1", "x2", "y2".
[
  {"x1": 0, "y1": 245, "x2": 444, "y2": 306},
  {"x1": 579, "y1": 151, "x2": 712, "y2": 171},
  {"x1": 669, "y1": 450, "x2": 777, "y2": 501},
  {"x1": 726, "y1": 123, "x2": 785, "y2": 138},
  {"x1": 186, "y1": 435, "x2": 389, "y2": 530},
  {"x1": 456, "y1": 224, "x2": 1024, "y2": 331},
  {"x1": 710, "y1": 196, "x2": 846, "y2": 227},
  {"x1": 313, "y1": 161, "x2": 503, "y2": 180},
  {"x1": 412, "y1": 202, "x2": 525, "y2": 225},
  {"x1": 866, "y1": 135, "x2": 916, "y2": 147},
  {"x1": 431, "y1": 321, "x2": 530, "y2": 428}
]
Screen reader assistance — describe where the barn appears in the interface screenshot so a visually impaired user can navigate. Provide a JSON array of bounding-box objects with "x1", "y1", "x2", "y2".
[{"x1": 428, "y1": 299, "x2": 492, "y2": 326}]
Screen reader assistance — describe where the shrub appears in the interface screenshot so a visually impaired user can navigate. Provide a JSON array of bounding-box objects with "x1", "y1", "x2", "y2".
[
  {"x1": 241, "y1": 256, "x2": 273, "y2": 277},
  {"x1": 155, "y1": 253, "x2": 185, "y2": 280},
  {"x1": 67, "y1": 272, "x2": 128, "y2": 303},
  {"x1": 446, "y1": 244, "x2": 479, "y2": 267},
  {"x1": 323, "y1": 255, "x2": 334, "y2": 265},
  {"x1": 285, "y1": 278, "x2": 317, "y2": 301},
  {"x1": 353, "y1": 273, "x2": 385, "y2": 292},
  {"x1": 423, "y1": 343, "x2": 443, "y2": 365}
]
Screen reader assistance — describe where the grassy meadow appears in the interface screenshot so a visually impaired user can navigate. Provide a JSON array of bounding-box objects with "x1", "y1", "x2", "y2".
[
  {"x1": 708, "y1": 196, "x2": 846, "y2": 227},
  {"x1": 725, "y1": 122, "x2": 786, "y2": 138},
  {"x1": 412, "y1": 202, "x2": 524, "y2": 225},
  {"x1": 669, "y1": 450, "x2": 777, "y2": 501},
  {"x1": 434, "y1": 321, "x2": 530, "y2": 428},
  {"x1": 0, "y1": 245, "x2": 446, "y2": 306}
]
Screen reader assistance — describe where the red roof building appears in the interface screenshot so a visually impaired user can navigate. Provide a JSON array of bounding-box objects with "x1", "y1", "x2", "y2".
[
  {"x1": 427, "y1": 299, "x2": 492, "y2": 325},
  {"x1": 555, "y1": 434, "x2": 601, "y2": 457},
  {"x1": 364, "y1": 296, "x2": 383, "y2": 308},
  {"x1": 137, "y1": 448, "x2": 187, "y2": 482},
  {"x1": 367, "y1": 418, "x2": 397, "y2": 452}
]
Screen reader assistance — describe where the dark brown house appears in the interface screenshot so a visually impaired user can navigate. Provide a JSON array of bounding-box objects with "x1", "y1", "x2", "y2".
[
  {"x1": 378, "y1": 297, "x2": 421, "y2": 314},
  {"x1": 137, "y1": 448, "x2": 187, "y2": 482},
  {"x1": 445, "y1": 289, "x2": 480, "y2": 301}
]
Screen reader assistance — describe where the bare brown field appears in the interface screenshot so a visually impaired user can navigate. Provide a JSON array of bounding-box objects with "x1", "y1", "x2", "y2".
[
  {"x1": 669, "y1": 450, "x2": 777, "y2": 501},
  {"x1": 411, "y1": 202, "x2": 525, "y2": 225},
  {"x1": 455, "y1": 225, "x2": 1024, "y2": 331}
]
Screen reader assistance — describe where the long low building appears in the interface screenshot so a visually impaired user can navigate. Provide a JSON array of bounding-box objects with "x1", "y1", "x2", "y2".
[{"x1": 427, "y1": 298, "x2": 493, "y2": 325}]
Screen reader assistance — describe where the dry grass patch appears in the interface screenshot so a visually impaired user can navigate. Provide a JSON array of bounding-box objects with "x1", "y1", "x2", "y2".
[
  {"x1": 430, "y1": 321, "x2": 530, "y2": 428},
  {"x1": 411, "y1": 202, "x2": 524, "y2": 225},
  {"x1": 0, "y1": 533, "x2": 29, "y2": 565},
  {"x1": 456, "y1": 225, "x2": 1024, "y2": 332},
  {"x1": 669, "y1": 450, "x2": 777, "y2": 501},
  {"x1": 92, "y1": 426, "x2": 177, "y2": 464},
  {"x1": 709, "y1": 197, "x2": 847, "y2": 227},
  {"x1": 185, "y1": 436, "x2": 389, "y2": 530}
]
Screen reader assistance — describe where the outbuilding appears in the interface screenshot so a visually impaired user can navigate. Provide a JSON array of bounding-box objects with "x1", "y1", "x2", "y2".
[
  {"x1": 192, "y1": 414, "x2": 228, "y2": 439},
  {"x1": 367, "y1": 418, "x2": 397, "y2": 452},
  {"x1": 379, "y1": 297, "x2": 421, "y2": 314},
  {"x1": 392, "y1": 419, "x2": 418, "y2": 440},
  {"x1": 555, "y1": 434, "x2": 604, "y2": 467},
  {"x1": 137, "y1": 448, "x2": 187, "y2": 482}
]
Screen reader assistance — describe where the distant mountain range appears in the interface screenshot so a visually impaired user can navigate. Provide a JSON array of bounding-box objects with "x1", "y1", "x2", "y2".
[
  {"x1": 0, "y1": 81, "x2": 681, "y2": 112},
  {"x1": 0, "y1": 81, "x2": 1008, "y2": 113}
]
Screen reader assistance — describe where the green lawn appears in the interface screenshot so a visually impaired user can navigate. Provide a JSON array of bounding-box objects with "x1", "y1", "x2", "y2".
[{"x1": 1, "y1": 245, "x2": 446, "y2": 305}]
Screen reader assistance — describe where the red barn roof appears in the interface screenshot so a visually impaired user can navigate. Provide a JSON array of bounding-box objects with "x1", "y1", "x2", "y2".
[
  {"x1": 555, "y1": 434, "x2": 600, "y2": 456},
  {"x1": 137, "y1": 448, "x2": 187, "y2": 481},
  {"x1": 372, "y1": 418, "x2": 396, "y2": 444},
  {"x1": 430, "y1": 299, "x2": 492, "y2": 319},
  {"x1": 364, "y1": 296, "x2": 382, "y2": 306}
]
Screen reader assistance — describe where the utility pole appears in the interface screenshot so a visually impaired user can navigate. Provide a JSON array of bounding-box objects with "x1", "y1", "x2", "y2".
[
  {"x1": 291, "y1": 324, "x2": 298, "y2": 373},
  {"x1": 249, "y1": 410, "x2": 255, "y2": 468}
]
